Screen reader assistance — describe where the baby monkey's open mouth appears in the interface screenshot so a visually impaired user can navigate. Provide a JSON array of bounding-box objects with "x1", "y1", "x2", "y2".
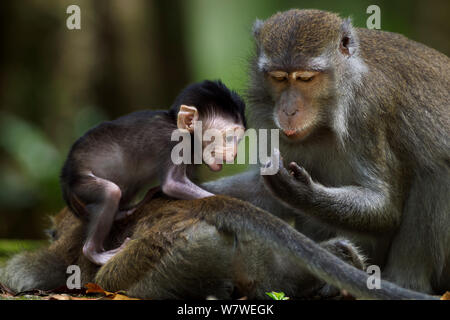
[{"x1": 208, "y1": 163, "x2": 223, "y2": 171}]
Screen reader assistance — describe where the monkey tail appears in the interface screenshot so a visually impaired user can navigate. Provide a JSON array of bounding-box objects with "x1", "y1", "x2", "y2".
[{"x1": 207, "y1": 197, "x2": 437, "y2": 300}]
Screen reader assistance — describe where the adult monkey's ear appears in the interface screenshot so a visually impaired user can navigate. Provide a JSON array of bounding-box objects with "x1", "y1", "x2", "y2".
[
  {"x1": 339, "y1": 18, "x2": 359, "y2": 56},
  {"x1": 252, "y1": 19, "x2": 264, "y2": 40},
  {"x1": 177, "y1": 105, "x2": 199, "y2": 132}
]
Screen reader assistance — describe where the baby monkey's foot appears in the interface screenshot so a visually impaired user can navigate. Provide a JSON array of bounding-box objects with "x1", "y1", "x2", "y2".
[{"x1": 83, "y1": 237, "x2": 131, "y2": 265}]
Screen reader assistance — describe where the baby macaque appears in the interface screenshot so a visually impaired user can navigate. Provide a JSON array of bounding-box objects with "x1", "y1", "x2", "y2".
[{"x1": 60, "y1": 80, "x2": 246, "y2": 265}]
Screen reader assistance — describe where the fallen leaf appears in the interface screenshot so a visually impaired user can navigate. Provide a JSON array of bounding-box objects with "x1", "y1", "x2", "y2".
[
  {"x1": 112, "y1": 293, "x2": 140, "y2": 300},
  {"x1": 48, "y1": 294, "x2": 72, "y2": 300},
  {"x1": 441, "y1": 292, "x2": 450, "y2": 300},
  {"x1": 85, "y1": 283, "x2": 139, "y2": 300},
  {"x1": 85, "y1": 283, "x2": 106, "y2": 294}
]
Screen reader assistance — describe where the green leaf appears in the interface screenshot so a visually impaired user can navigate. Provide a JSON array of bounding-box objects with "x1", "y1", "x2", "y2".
[{"x1": 265, "y1": 291, "x2": 289, "y2": 300}]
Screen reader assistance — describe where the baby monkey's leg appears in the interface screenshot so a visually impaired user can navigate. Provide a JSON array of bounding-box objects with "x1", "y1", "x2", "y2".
[
  {"x1": 73, "y1": 173, "x2": 129, "y2": 265},
  {"x1": 162, "y1": 165, "x2": 214, "y2": 199}
]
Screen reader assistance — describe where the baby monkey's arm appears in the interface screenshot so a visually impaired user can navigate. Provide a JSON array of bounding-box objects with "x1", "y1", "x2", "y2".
[{"x1": 162, "y1": 165, "x2": 214, "y2": 200}]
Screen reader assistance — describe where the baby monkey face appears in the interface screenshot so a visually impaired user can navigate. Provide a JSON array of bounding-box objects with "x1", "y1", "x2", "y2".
[
  {"x1": 176, "y1": 104, "x2": 246, "y2": 171},
  {"x1": 201, "y1": 124, "x2": 245, "y2": 171}
]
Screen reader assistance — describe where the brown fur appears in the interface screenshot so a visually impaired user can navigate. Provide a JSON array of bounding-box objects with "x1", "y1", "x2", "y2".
[{"x1": 1, "y1": 194, "x2": 374, "y2": 299}]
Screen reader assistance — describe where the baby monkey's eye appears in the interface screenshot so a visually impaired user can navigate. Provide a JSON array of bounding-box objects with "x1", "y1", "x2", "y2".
[
  {"x1": 226, "y1": 135, "x2": 236, "y2": 143},
  {"x1": 268, "y1": 71, "x2": 288, "y2": 82}
]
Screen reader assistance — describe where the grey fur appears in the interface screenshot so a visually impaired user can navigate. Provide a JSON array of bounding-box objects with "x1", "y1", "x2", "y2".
[{"x1": 205, "y1": 9, "x2": 450, "y2": 297}]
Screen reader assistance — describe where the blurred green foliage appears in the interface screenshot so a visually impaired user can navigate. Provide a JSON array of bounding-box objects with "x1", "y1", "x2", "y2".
[
  {"x1": 0, "y1": 239, "x2": 47, "y2": 264},
  {"x1": 0, "y1": 0, "x2": 448, "y2": 238}
]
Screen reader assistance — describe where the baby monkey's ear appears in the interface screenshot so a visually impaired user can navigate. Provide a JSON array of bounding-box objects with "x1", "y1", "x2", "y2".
[{"x1": 177, "y1": 105, "x2": 199, "y2": 132}]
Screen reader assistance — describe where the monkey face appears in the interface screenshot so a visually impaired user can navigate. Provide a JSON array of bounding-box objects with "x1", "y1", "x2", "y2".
[
  {"x1": 251, "y1": 9, "x2": 361, "y2": 141},
  {"x1": 265, "y1": 70, "x2": 332, "y2": 141},
  {"x1": 201, "y1": 123, "x2": 245, "y2": 171}
]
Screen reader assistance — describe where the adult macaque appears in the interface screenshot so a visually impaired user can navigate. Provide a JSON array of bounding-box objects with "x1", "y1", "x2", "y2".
[
  {"x1": 0, "y1": 194, "x2": 435, "y2": 299},
  {"x1": 204, "y1": 9, "x2": 450, "y2": 294},
  {"x1": 60, "y1": 80, "x2": 246, "y2": 265}
]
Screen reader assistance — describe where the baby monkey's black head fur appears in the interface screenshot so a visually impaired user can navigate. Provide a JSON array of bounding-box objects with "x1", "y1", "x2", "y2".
[{"x1": 170, "y1": 80, "x2": 246, "y2": 128}]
